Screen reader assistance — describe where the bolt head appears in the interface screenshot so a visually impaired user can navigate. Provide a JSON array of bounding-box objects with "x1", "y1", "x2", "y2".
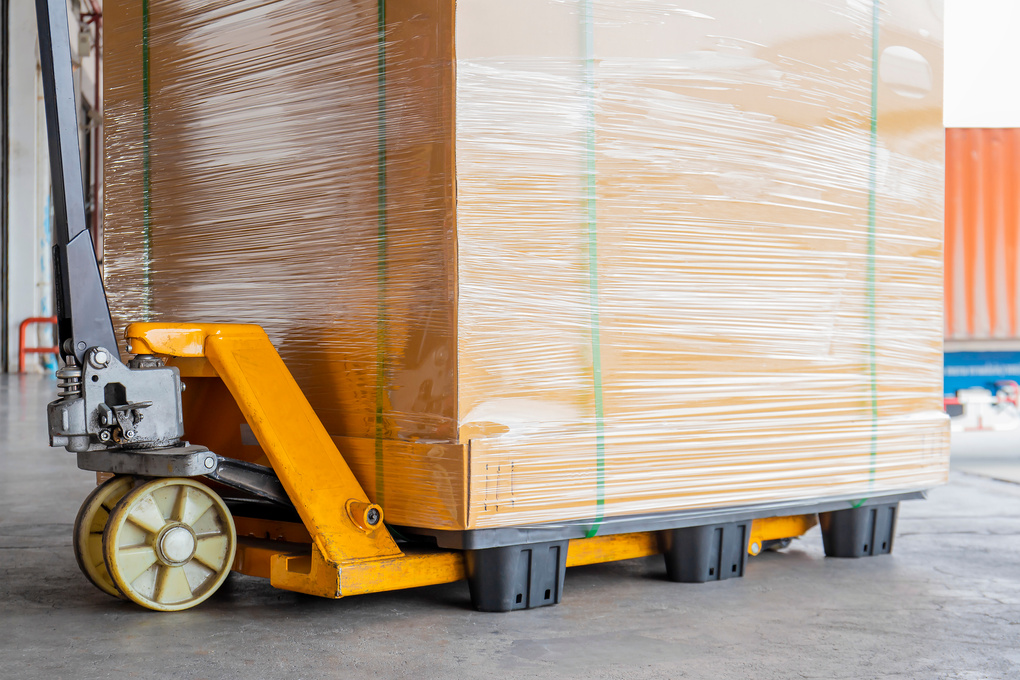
[
  {"x1": 98, "y1": 430, "x2": 111, "y2": 442},
  {"x1": 76, "y1": 341, "x2": 86, "y2": 351},
  {"x1": 203, "y1": 457, "x2": 215, "y2": 469},
  {"x1": 124, "y1": 430, "x2": 135, "y2": 439},
  {"x1": 88, "y1": 349, "x2": 111, "y2": 370},
  {"x1": 750, "y1": 542, "x2": 760, "y2": 555}
]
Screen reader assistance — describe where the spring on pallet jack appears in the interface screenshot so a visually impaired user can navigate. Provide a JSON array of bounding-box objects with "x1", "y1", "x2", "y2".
[{"x1": 56, "y1": 364, "x2": 83, "y2": 399}]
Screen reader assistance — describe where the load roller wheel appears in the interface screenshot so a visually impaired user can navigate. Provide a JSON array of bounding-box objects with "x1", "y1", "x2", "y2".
[
  {"x1": 73, "y1": 475, "x2": 136, "y2": 597},
  {"x1": 103, "y1": 478, "x2": 236, "y2": 612}
]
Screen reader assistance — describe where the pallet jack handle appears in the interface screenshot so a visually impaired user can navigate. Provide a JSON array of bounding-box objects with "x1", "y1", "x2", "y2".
[{"x1": 35, "y1": 0, "x2": 118, "y2": 364}]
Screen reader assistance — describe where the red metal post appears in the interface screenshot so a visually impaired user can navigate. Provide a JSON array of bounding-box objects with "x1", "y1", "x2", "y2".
[{"x1": 18, "y1": 316, "x2": 59, "y2": 373}]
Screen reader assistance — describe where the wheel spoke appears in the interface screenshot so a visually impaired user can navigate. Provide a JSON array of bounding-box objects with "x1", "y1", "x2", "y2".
[
  {"x1": 179, "y1": 487, "x2": 215, "y2": 527},
  {"x1": 116, "y1": 545, "x2": 159, "y2": 584},
  {"x1": 86, "y1": 534, "x2": 104, "y2": 562},
  {"x1": 171, "y1": 484, "x2": 187, "y2": 523},
  {"x1": 126, "y1": 494, "x2": 168, "y2": 534},
  {"x1": 193, "y1": 535, "x2": 229, "y2": 571},
  {"x1": 156, "y1": 565, "x2": 193, "y2": 604}
]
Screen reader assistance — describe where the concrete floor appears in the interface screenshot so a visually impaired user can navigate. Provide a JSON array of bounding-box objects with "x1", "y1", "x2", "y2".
[
  {"x1": 951, "y1": 428, "x2": 1020, "y2": 484},
  {"x1": 2, "y1": 374, "x2": 1019, "y2": 679}
]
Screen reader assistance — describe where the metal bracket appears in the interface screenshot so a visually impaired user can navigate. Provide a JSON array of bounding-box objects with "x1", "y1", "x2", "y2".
[
  {"x1": 48, "y1": 348, "x2": 184, "y2": 452},
  {"x1": 76, "y1": 444, "x2": 294, "y2": 508},
  {"x1": 77, "y1": 444, "x2": 217, "y2": 477}
]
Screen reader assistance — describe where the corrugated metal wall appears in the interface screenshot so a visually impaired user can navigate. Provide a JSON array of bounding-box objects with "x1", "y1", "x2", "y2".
[{"x1": 945, "y1": 128, "x2": 1020, "y2": 341}]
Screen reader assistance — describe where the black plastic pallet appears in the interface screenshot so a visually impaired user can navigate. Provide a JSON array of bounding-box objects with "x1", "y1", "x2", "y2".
[
  {"x1": 423, "y1": 495, "x2": 912, "y2": 612},
  {"x1": 396, "y1": 491, "x2": 922, "y2": 551}
]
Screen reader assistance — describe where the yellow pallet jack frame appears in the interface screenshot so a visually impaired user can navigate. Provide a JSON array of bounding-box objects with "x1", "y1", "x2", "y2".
[{"x1": 120, "y1": 322, "x2": 815, "y2": 603}]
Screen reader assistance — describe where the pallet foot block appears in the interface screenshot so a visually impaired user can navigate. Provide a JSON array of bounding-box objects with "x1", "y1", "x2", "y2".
[
  {"x1": 820, "y1": 503, "x2": 898, "y2": 558},
  {"x1": 663, "y1": 522, "x2": 750, "y2": 583},
  {"x1": 466, "y1": 540, "x2": 568, "y2": 612}
]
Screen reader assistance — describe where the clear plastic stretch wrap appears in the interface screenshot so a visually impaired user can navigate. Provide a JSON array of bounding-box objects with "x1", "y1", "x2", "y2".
[{"x1": 103, "y1": 0, "x2": 948, "y2": 532}]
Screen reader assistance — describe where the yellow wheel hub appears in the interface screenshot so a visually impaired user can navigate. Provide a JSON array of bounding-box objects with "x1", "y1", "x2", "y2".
[
  {"x1": 103, "y1": 478, "x2": 236, "y2": 611},
  {"x1": 73, "y1": 476, "x2": 135, "y2": 598}
]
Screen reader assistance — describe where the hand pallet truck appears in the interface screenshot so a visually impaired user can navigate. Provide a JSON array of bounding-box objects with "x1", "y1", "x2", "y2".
[{"x1": 35, "y1": 0, "x2": 903, "y2": 612}]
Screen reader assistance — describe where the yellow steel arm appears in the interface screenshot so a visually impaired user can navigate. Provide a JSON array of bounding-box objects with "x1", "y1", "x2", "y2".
[{"x1": 125, "y1": 323, "x2": 402, "y2": 567}]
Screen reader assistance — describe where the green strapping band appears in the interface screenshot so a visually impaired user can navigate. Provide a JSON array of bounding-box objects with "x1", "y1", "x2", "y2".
[
  {"x1": 866, "y1": 0, "x2": 880, "y2": 490},
  {"x1": 846, "y1": 1, "x2": 883, "y2": 512},
  {"x1": 374, "y1": 1, "x2": 388, "y2": 508},
  {"x1": 582, "y1": 0, "x2": 606, "y2": 539},
  {"x1": 141, "y1": 0, "x2": 152, "y2": 320}
]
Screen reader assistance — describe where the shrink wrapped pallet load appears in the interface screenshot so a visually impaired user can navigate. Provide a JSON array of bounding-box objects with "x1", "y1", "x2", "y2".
[{"x1": 103, "y1": 0, "x2": 948, "y2": 538}]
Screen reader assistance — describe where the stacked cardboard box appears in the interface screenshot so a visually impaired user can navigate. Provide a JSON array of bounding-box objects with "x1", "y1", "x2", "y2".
[{"x1": 104, "y1": 0, "x2": 948, "y2": 532}]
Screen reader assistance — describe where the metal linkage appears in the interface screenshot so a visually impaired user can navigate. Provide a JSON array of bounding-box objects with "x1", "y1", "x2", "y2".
[{"x1": 208, "y1": 457, "x2": 294, "y2": 508}]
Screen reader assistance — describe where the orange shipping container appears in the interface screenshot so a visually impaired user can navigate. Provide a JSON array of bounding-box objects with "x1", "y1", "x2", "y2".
[{"x1": 945, "y1": 127, "x2": 1020, "y2": 343}]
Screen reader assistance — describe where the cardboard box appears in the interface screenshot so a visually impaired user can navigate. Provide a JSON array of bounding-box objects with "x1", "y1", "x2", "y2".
[{"x1": 104, "y1": 0, "x2": 948, "y2": 531}]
